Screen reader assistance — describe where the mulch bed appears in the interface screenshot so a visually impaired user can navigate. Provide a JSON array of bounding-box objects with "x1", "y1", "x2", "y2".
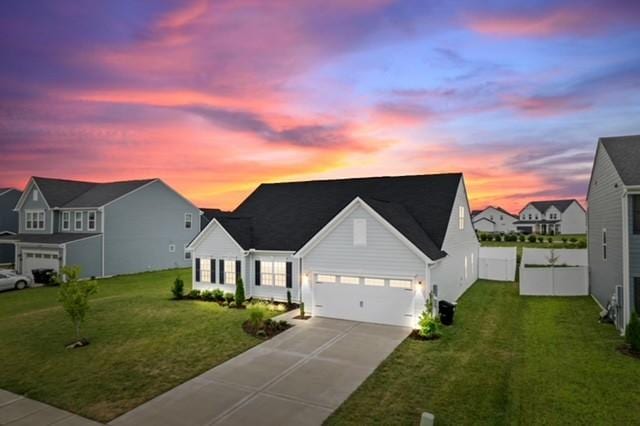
[
  {"x1": 243, "y1": 319, "x2": 292, "y2": 339},
  {"x1": 408, "y1": 329, "x2": 441, "y2": 341},
  {"x1": 293, "y1": 315, "x2": 312, "y2": 320},
  {"x1": 618, "y1": 345, "x2": 640, "y2": 359}
]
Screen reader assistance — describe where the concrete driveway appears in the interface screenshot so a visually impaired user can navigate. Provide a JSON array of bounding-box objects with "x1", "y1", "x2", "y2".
[{"x1": 109, "y1": 316, "x2": 410, "y2": 426}]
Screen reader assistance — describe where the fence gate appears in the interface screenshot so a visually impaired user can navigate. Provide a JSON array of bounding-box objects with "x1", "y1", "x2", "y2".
[{"x1": 479, "y1": 247, "x2": 517, "y2": 281}]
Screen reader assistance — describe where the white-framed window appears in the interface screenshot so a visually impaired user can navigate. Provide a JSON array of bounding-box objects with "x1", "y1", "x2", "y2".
[
  {"x1": 224, "y1": 259, "x2": 236, "y2": 284},
  {"x1": 87, "y1": 211, "x2": 96, "y2": 231},
  {"x1": 340, "y1": 276, "x2": 360, "y2": 285},
  {"x1": 169, "y1": 244, "x2": 176, "y2": 253},
  {"x1": 389, "y1": 279, "x2": 412, "y2": 289},
  {"x1": 458, "y1": 206, "x2": 465, "y2": 230},
  {"x1": 184, "y1": 245, "x2": 191, "y2": 260},
  {"x1": 602, "y1": 228, "x2": 607, "y2": 261},
  {"x1": 74, "y1": 211, "x2": 83, "y2": 231},
  {"x1": 364, "y1": 277, "x2": 385, "y2": 287},
  {"x1": 317, "y1": 274, "x2": 336, "y2": 283},
  {"x1": 25, "y1": 210, "x2": 45, "y2": 230},
  {"x1": 62, "y1": 211, "x2": 70, "y2": 231},
  {"x1": 32, "y1": 189, "x2": 38, "y2": 201},
  {"x1": 185, "y1": 213, "x2": 193, "y2": 229},
  {"x1": 353, "y1": 218, "x2": 367, "y2": 246},
  {"x1": 201, "y1": 258, "x2": 211, "y2": 282},
  {"x1": 260, "y1": 260, "x2": 286, "y2": 286}
]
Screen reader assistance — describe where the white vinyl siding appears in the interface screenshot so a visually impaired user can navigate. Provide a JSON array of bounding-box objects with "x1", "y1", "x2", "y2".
[{"x1": 353, "y1": 218, "x2": 367, "y2": 246}]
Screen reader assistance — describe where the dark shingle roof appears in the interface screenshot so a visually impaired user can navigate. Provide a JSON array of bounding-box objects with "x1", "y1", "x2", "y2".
[
  {"x1": 473, "y1": 206, "x2": 517, "y2": 218},
  {"x1": 0, "y1": 233, "x2": 100, "y2": 244},
  {"x1": 32, "y1": 177, "x2": 155, "y2": 208},
  {"x1": 601, "y1": 135, "x2": 640, "y2": 185},
  {"x1": 528, "y1": 199, "x2": 580, "y2": 214},
  {"x1": 217, "y1": 173, "x2": 462, "y2": 260}
]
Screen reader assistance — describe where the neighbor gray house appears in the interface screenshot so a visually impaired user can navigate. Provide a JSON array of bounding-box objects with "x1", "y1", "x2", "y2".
[
  {"x1": 588, "y1": 135, "x2": 640, "y2": 332},
  {"x1": 188, "y1": 173, "x2": 480, "y2": 327},
  {"x1": 0, "y1": 177, "x2": 201, "y2": 279},
  {"x1": 0, "y1": 188, "x2": 21, "y2": 264}
]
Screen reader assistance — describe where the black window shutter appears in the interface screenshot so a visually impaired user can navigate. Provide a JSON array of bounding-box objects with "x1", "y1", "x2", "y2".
[
  {"x1": 255, "y1": 261, "x2": 261, "y2": 286},
  {"x1": 286, "y1": 262, "x2": 293, "y2": 288},
  {"x1": 219, "y1": 259, "x2": 225, "y2": 284},
  {"x1": 210, "y1": 259, "x2": 216, "y2": 283},
  {"x1": 195, "y1": 258, "x2": 201, "y2": 282},
  {"x1": 235, "y1": 260, "x2": 241, "y2": 283},
  {"x1": 634, "y1": 277, "x2": 640, "y2": 314}
]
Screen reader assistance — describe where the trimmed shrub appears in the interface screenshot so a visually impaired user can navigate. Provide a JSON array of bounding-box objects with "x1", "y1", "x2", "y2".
[
  {"x1": 248, "y1": 304, "x2": 267, "y2": 329},
  {"x1": 171, "y1": 276, "x2": 184, "y2": 300},
  {"x1": 186, "y1": 289, "x2": 201, "y2": 299},
  {"x1": 518, "y1": 234, "x2": 526, "y2": 242},
  {"x1": 201, "y1": 290, "x2": 214, "y2": 301},
  {"x1": 528, "y1": 235, "x2": 537, "y2": 243},
  {"x1": 570, "y1": 237, "x2": 578, "y2": 243},
  {"x1": 480, "y1": 233, "x2": 488, "y2": 241},
  {"x1": 537, "y1": 237, "x2": 544, "y2": 243},
  {"x1": 562, "y1": 237, "x2": 568, "y2": 243},
  {"x1": 287, "y1": 290, "x2": 292, "y2": 307},
  {"x1": 235, "y1": 277, "x2": 246, "y2": 306},
  {"x1": 224, "y1": 292, "x2": 235, "y2": 304},
  {"x1": 577, "y1": 239, "x2": 587, "y2": 249},
  {"x1": 212, "y1": 289, "x2": 224, "y2": 302},
  {"x1": 626, "y1": 313, "x2": 640, "y2": 352},
  {"x1": 547, "y1": 237, "x2": 553, "y2": 243}
]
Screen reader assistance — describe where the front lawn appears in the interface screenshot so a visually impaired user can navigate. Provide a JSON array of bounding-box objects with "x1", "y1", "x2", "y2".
[
  {"x1": 327, "y1": 280, "x2": 640, "y2": 425},
  {"x1": 0, "y1": 268, "x2": 277, "y2": 422}
]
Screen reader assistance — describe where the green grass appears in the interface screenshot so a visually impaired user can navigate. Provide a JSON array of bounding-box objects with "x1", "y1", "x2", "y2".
[
  {"x1": 327, "y1": 280, "x2": 640, "y2": 425},
  {"x1": 0, "y1": 268, "x2": 276, "y2": 422}
]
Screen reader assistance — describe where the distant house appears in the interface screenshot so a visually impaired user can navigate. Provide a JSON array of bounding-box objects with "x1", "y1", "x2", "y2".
[
  {"x1": 472, "y1": 206, "x2": 517, "y2": 233},
  {"x1": 514, "y1": 199, "x2": 586, "y2": 235},
  {"x1": 0, "y1": 188, "x2": 21, "y2": 264},
  {"x1": 588, "y1": 135, "x2": 640, "y2": 332},
  {"x1": 0, "y1": 177, "x2": 201, "y2": 279},
  {"x1": 199, "y1": 208, "x2": 232, "y2": 230},
  {"x1": 187, "y1": 173, "x2": 480, "y2": 327}
]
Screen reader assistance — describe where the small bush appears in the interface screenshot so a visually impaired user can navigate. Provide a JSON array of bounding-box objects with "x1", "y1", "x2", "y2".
[
  {"x1": 570, "y1": 237, "x2": 578, "y2": 243},
  {"x1": 213, "y1": 289, "x2": 224, "y2": 302},
  {"x1": 171, "y1": 276, "x2": 184, "y2": 300},
  {"x1": 236, "y1": 277, "x2": 246, "y2": 306},
  {"x1": 224, "y1": 292, "x2": 235, "y2": 304},
  {"x1": 528, "y1": 235, "x2": 537, "y2": 243},
  {"x1": 518, "y1": 234, "x2": 525, "y2": 242},
  {"x1": 417, "y1": 292, "x2": 441, "y2": 339},
  {"x1": 562, "y1": 237, "x2": 568, "y2": 243},
  {"x1": 201, "y1": 290, "x2": 214, "y2": 301},
  {"x1": 547, "y1": 237, "x2": 553, "y2": 243},
  {"x1": 493, "y1": 234, "x2": 502, "y2": 242},
  {"x1": 186, "y1": 289, "x2": 201, "y2": 299},
  {"x1": 287, "y1": 290, "x2": 292, "y2": 307},
  {"x1": 480, "y1": 233, "x2": 488, "y2": 241},
  {"x1": 577, "y1": 239, "x2": 587, "y2": 249},
  {"x1": 537, "y1": 237, "x2": 544, "y2": 243},
  {"x1": 626, "y1": 313, "x2": 640, "y2": 352},
  {"x1": 248, "y1": 304, "x2": 267, "y2": 329}
]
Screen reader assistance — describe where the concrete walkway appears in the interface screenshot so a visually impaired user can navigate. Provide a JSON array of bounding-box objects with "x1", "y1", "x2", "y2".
[
  {"x1": 0, "y1": 389, "x2": 102, "y2": 426},
  {"x1": 109, "y1": 316, "x2": 410, "y2": 426}
]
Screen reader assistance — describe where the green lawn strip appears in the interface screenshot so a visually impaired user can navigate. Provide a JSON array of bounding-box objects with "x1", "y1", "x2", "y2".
[
  {"x1": 0, "y1": 268, "x2": 277, "y2": 422},
  {"x1": 326, "y1": 281, "x2": 638, "y2": 425}
]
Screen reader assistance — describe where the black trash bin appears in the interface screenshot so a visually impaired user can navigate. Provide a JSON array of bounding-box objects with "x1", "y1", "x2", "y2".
[
  {"x1": 31, "y1": 268, "x2": 56, "y2": 285},
  {"x1": 438, "y1": 300, "x2": 456, "y2": 326}
]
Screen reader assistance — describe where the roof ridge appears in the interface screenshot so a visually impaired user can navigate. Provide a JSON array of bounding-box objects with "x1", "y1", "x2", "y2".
[{"x1": 259, "y1": 172, "x2": 463, "y2": 187}]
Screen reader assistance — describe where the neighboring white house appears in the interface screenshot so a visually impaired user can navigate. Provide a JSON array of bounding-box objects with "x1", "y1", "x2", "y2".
[
  {"x1": 513, "y1": 199, "x2": 586, "y2": 235},
  {"x1": 472, "y1": 206, "x2": 517, "y2": 233},
  {"x1": 187, "y1": 173, "x2": 480, "y2": 327}
]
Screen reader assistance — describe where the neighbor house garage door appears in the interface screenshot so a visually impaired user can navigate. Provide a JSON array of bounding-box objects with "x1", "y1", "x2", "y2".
[
  {"x1": 311, "y1": 273, "x2": 415, "y2": 327},
  {"x1": 22, "y1": 250, "x2": 60, "y2": 277}
]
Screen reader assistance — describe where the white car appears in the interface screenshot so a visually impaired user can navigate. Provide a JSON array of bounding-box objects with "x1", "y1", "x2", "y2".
[{"x1": 0, "y1": 270, "x2": 32, "y2": 291}]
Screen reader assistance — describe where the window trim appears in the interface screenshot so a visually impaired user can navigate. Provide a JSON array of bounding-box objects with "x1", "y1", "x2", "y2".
[
  {"x1": 184, "y1": 244, "x2": 191, "y2": 261},
  {"x1": 200, "y1": 257, "x2": 211, "y2": 282},
  {"x1": 169, "y1": 244, "x2": 176, "y2": 253},
  {"x1": 458, "y1": 206, "x2": 465, "y2": 230},
  {"x1": 224, "y1": 259, "x2": 236, "y2": 285},
  {"x1": 259, "y1": 259, "x2": 287, "y2": 287},
  {"x1": 87, "y1": 210, "x2": 97, "y2": 231},
  {"x1": 25, "y1": 210, "x2": 45, "y2": 231},
  {"x1": 316, "y1": 274, "x2": 336, "y2": 283},
  {"x1": 184, "y1": 212, "x2": 193, "y2": 230},
  {"x1": 61, "y1": 211, "x2": 70, "y2": 231},
  {"x1": 389, "y1": 279, "x2": 412, "y2": 289},
  {"x1": 340, "y1": 276, "x2": 360, "y2": 285},
  {"x1": 33, "y1": 190, "x2": 38, "y2": 201},
  {"x1": 74, "y1": 211, "x2": 83, "y2": 231},
  {"x1": 602, "y1": 228, "x2": 607, "y2": 261}
]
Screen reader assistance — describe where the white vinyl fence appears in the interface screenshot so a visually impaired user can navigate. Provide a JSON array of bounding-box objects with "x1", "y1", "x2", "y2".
[
  {"x1": 519, "y1": 248, "x2": 588, "y2": 296},
  {"x1": 479, "y1": 247, "x2": 517, "y2": 282}
]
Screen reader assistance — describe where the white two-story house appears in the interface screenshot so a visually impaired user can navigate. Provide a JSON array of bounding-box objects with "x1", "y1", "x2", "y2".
[
  {"x1": 513, "y1": 199, "x2": 586, "y2": 235},
  {"x1": 471, "y1": 206, "x2": 517, "y2": 233}
]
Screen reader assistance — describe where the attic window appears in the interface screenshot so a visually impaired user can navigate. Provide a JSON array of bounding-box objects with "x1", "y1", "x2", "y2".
[
  {"x1": 33, "y1": 190, "x2": 38, "y2": 201},
  {"x1": 353, "y1": 219, "x2": 367, "y2": 246},
  {"x1": 458, "y1": 206, "x2": 465, "y2": 230}
]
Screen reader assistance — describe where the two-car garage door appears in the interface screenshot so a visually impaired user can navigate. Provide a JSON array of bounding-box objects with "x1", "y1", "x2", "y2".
[
  {"x1": 22, "y1": 250, "x2": 60, "y2": 277},
  {"x1": 311, "y1": 273, "x2": 415, "y2": 327}
]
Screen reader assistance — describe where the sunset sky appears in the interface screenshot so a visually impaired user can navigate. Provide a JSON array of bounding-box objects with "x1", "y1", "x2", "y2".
[{"x1": 1, "y1": 1, "x2": 639, "y2": 212}]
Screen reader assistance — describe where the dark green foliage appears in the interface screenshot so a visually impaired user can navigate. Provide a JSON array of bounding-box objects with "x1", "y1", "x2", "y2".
[
  {"x1": 519, "y1": 234, "x2": 526, "y2": 242},
  {"x1": 201, "y1": 290, "x2": 214, "y2": 301},
  {"x1": 562, "y1": 237, "x2": 568, "y2": 243},
  {"x1": 186, "y1": 289, "x2": 201, "y2": 299},
  {"x1": 287, "y1": 290, "x2": 292, "y2": 306},
  {"x1": 171, "y1": 276, "x2": 184, "y2": 300},
  {"x1": 537, "y1": 237, "x2": 544, "y2": 243},
  {"x1": 570, "y1": 237, "x2": 578, "y2": 243},
  {"x1": 577, "y1": 239, "x2": 587, "y2": 249},
  {"x1": 235, "y1": 277, "x2": 245, "y2": 306},
  {"x1": 56, "y1": 266, "x2": 97, "y2": 342},
  {"x1": 547, "y1": 237, "x2": 553, "y2": 243},
  {"x1": 480, "y1": 233, "x2": 488, "y2": 241},
  {"x1": 224, "y1": 292, "x2": 234, "y2": 304},
  {"x1": 626, "y1": 313, "x2": 640, "y2": 352},
  {"x1": 528, "y1": 235, "x2": 537, "y2": 243},
  {"x1": 212, "y1": 289, "x2": 224, "y2": 302}
]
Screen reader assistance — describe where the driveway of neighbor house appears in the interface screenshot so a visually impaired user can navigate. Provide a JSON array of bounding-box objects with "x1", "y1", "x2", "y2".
[
  {"x1": 109, "y1": 316, "x2": 411, "y2": 426},
  {"x1": 0, "y1": 389, "x2": 102, "y2": 426}
]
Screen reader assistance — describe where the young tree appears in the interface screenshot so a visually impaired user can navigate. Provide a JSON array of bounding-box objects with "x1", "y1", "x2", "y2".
[
  {"x1": 57, "y1": 266, "x2": 98, "y2": 344},
  {"x1": 418, "y1": 292, "x2": 441, "y2": 339},
  {"x1": 235, "y1": 276, "x2": 245, "y2": 306}
]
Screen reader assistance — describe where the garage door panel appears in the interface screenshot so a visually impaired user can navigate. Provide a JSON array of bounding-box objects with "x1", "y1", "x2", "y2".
[
  {"x1": 22, "y1": 250, "x2": 60, "y2": 277},
  {"x1": 312, "y1": 274, "x2": 414, "y2": 327}
]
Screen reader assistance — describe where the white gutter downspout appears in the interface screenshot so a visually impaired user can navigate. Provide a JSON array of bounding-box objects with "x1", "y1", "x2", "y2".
[{"x1": 622, "y1": 190, "x2": 631, "y2": 334}]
